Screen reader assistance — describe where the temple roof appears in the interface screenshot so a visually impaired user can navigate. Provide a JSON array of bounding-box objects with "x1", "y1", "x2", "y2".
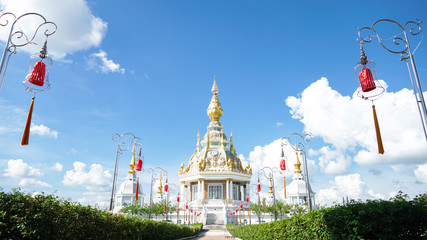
[{"x1": 179, "y1": 78, "x2": 252, "y2": 176}]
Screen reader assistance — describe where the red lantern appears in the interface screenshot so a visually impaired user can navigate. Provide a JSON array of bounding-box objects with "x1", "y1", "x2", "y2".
[
  {"x1": 164, "y1": 184, "x2": 168, "y2": 192},
  {"x1": 257, "y1": 183, "x2": 261, "y2": 192},
  {"x1": 235, "y1": 209, "x2": 238, "y2": 213},
  {"x1": 28, "y1": 62, "x2": 46, "y2": 86},
  {"x1": 240, "y1": 204, "x2": 243, "y2": 209},
  {"x1": 359, "y1": 68, "x2": 376, "y2": 92},
  {"x1": 24, "y1": 42, "x2": 52, "y2": 88},
  {"x1": 191, "y1": 209, "x2": 193, "y2": 213},
  {"x1": 280, "y1": 158, "x2": 286, "y2": 170},
  {"x1": 20, "y1": 41, "x2": 53, "y2": 146},
  {"x1": 186, "y1": 204, "x2": 188, "y2": 209},
  {"x1": 177, "y1": 196, "x2": 180, "y2": 202},
  {"x1": 135, "y1": 159, "x2": 142, "y2": 171},
  {"x1": 355, "y1": 47, "x2": 377, "y2": 93},
  {"x1": 355, "y1": 46, "x2": 385, "y2": 154},
  {"x1": 246, "y1": 196, "x2": 249, "y2": 203}
]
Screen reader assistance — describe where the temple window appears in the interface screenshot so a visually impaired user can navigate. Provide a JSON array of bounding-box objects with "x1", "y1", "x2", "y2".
[{"x1": 208, "y1": 184, "x2": 223, "y2": 199}]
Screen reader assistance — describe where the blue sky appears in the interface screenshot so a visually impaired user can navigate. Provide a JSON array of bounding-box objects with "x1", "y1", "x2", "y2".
[{"x1": 0, "y1": 0, "x2": 426, "y2": 207}]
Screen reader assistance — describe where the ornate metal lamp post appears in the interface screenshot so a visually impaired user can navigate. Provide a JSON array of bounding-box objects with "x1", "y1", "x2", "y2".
[
  {"x1": 258, "y1": 167, "x2": 283, "y2": 221},
  {"x1": 146, "y1": 167, "x2": 167, "y2": 219},
  {"x1": 109, "y1": 132, "x2": 142, "y2": 211},
  {"x1": 281, "y1": 133, "x2": 312, "y2": 210},
  {"x1": 0, "y1": 11, "x2": 57, "y2": 92},
  {"x1": 358, "y1": 19, "x2": 427, "y2": 141}
]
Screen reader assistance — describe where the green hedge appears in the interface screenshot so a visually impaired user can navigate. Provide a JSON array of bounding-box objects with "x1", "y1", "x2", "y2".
[
  {"x1": 227, "y1": 193, "x2": 427, "y2": 240},
  {"x1": 0, "y1": 189, "x2": 202, "y2": 240}
]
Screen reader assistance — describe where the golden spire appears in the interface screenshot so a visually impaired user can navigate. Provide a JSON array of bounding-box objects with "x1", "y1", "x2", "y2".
[
  {"x1": 268, "y1": 178, "x2": 273, "y2": 194},
  {"x1": 129, "y1": 143, "x2": 136, "y2": 174},
  {"x1": 207, "y1": 77, "x2": 223, "y2": 122},
  {"x1": 230, "y1": 131, "x2": 234, "y2": 152},
  {"x1": 158, "y1": 174, "x2": 163, "y2": 194},
  {"x1": 197, "y1": 131, "x2": 201, "y2": 152},
  {"x1": 294, "y1": 143, "x2": 302, "y2": 174}
]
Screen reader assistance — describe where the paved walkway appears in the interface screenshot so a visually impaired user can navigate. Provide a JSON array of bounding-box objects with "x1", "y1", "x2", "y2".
[{"x1": 186, "y1": 225, "x2": 238, "y2": 240}]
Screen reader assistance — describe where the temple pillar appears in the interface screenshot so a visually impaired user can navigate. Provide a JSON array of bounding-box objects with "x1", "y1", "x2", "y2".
[
  {"x1": 226, "y1": 178, "x2": 230, "y2": 199},
  {"x1": 201, "y1": 178, "x2": 205, "y2": 200},
  {"x1": 230, "y1": 179, "x2": 233, "y2": 200},
  {"x1": 198, "y1": 179, "x2": 201, "y2": 200},
  {"x1": 184, "y1": 184, "x2": 188, "y2": 203}
]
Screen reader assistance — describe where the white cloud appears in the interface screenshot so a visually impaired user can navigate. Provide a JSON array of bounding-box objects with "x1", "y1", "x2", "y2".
[
  {"x1": 286, "y1": 77, "x2": 427, "y2": 174},
  {"x1": 276, "y1": 122, "x2": 284, "y2": 127},
  {"x1": 3, "y1": 159, "x2": 52, "y2": 187},
  {"x1": 0, "y1": 0, "x2": 107, "y2": 59},
  {"x1": 310, "y1": 146, "x2": 351, "y2": 175},
  {"x1": 31, "y1": 124, "x2": 58, "y2": 139},
  {"x1": 317, "y1": 173, "x2": 364, "y2": 206},
  {"x1": 63, "y1": 161, "x2": 112, "y2": 191},
  {"x1": 50, "y1": 162, "x2": 63, "y2": 172},
  {"x1": 4, "y1": 159, "x2": 43, "y2": 177},
  {"x1": 414, "y1": 163, "x2": 427, "y2": 183},
  {"x1": 87, "y1": 50, "x2": 125, "y2": 74},
  {"x1": 367, "y1": 189, "x2": 385, "y2": 199},
  {"x1": 19, "y1": 178, "x2": 52, "y2": 187}
]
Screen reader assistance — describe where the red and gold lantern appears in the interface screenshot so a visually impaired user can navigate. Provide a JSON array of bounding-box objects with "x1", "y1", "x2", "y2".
[
  {"x1": 354, "y1": 46, "x2": 385, "y2": 154},
  {"x1": 21, "y1": 41, "x2": 52, "y2": 146},
  {"x1": 245, "y1": 196, "x2": 249, "y2": 203}
]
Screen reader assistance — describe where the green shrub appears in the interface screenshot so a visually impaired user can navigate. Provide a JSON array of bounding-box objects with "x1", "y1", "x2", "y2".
[
  {"x1": 228, "y1": 192, "x2": 427, "y2": 240},
  {"x1": 0, "y1": 189, "x2": 202, "y2": 240}
]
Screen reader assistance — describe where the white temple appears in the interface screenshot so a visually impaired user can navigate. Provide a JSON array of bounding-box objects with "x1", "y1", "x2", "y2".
[
  {"x1": 178, "y1": 78, "x2": 252, "y2": 225},
  {"x1": 113, "y1": 145, "x2": 145, "y2": 213}
]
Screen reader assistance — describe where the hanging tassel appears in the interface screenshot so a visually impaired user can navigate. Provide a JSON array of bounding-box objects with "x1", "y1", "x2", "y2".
[
  {"x1": 164, "y1": 198, "x2": 167, "y2": 212},
  {"x1": 284, "y1": 177, "x2": 287, "y2": 199},
  {"x1": 258, "y1": 195, "x2": 261, "y2": 212},
  {"x1": 135, "y1": 178, "x2": 139, "y2": 201},
  {"x1": 372, "y1": 105, "x2": 384, "y2": 154},
  {"x1": 21, "y1": 97, "x2": 35, "y2": 146}
]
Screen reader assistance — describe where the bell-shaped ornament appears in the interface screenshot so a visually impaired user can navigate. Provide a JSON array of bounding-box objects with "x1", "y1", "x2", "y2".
[
  {"x1": 23, "y1": 41, "x2": 52, "y2": 92},
  {"x1": 355, "y1": 47, "x2": 377, "y2": 92}
]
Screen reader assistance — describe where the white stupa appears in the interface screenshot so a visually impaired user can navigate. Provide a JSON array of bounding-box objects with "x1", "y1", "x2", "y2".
[
  {"x1": 113, "y1": 144, "x2": 145, "y2": 213},
  {"x1": 286, "y1": 146, "x2": 315, "y2": 209}
]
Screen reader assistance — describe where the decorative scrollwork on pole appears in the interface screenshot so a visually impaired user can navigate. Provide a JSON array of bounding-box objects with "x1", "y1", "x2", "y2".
[
  {"x1": 0, "y1": 11, "x2": 57, "y2": 92},
  {"x1": 358, "y1": 19, "x2": 427, "y2": 141},
  {"x1": 282, "y1": 133, "x2": 313, "y2": 211},
  {"x1": 109, "y1": 132, "x2": 142, "y2": 211}
]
